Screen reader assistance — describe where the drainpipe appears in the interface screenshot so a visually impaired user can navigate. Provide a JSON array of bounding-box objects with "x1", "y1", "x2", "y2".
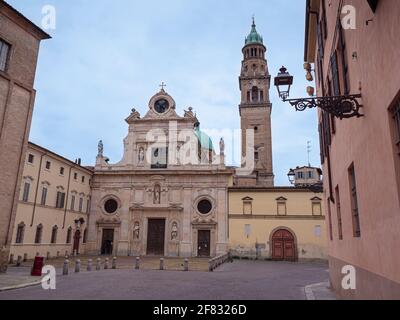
[{"x1": 30, "y1": 153, "x2": 45, "y2": 227}]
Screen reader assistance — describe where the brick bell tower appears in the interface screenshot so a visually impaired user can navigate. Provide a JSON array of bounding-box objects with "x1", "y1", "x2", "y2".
[{"x1": 237, "y1": 18, "x2": 274, "y2": 187}]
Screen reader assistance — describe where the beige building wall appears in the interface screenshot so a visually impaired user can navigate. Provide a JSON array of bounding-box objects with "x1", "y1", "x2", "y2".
[
  {"x1": 0, "y1": 1, "x2": 50, "y2": 272},
  {"x1": 229, "y1": 188, "x2": 327, "y2": 260},
  {"x1": 9, "y1": 143, "x2": 92, "y2": 261}
]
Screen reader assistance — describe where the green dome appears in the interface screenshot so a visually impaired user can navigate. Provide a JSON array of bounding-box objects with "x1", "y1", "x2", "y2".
[
  {"x1": 194, "y1": 125, "x2": 214, "y2": 151},
  {"x1": 245, "y1": 19, "x2": 263, "y2": 45}
]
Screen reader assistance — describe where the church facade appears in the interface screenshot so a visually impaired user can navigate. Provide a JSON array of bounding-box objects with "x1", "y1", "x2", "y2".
[{"x1": 85, "y1": 89, "x2": 233, "y2": 258}]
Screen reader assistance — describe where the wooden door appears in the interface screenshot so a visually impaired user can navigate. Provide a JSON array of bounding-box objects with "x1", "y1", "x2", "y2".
[
  {"x1": 198, "y1": 230, "x2": 211, "y2": 257},
  {"x1": 272, "y1": 229, "x2": 296, "y2": 261},
  {"x1": 147, "y1": 219, "x2": 165, "y2": 256},
  {"x1": 101, "y1": 229, "x2": 114, "y2": 255}
]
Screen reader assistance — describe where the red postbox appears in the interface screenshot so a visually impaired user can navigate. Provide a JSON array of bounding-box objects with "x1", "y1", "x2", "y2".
[{"x1": 31, "y1": 257, "x2": 44, "y2": 276}]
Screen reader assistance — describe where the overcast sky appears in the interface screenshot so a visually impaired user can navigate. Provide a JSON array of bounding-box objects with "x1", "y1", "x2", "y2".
[{"x1": 8, "y1": 0, "x2": 320, "y2": 186}]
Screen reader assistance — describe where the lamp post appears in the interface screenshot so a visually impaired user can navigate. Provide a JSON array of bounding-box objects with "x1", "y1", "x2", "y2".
[{"x1": 274, "y1": 66, "x2": 363, "y2": 119}]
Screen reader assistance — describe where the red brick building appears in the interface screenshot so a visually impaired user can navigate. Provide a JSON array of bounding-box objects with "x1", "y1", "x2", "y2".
[
  {"x1": 304, "y1": 0, "x2": 400, "y2": 299},
  {"x1": 0, "y1": 0, "x2": 50, "y2": 272}
]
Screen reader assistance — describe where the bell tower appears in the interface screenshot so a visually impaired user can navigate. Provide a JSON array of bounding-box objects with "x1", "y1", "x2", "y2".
[{"x1": 238, "y1": 18, "x2": 274, "y2": 186}]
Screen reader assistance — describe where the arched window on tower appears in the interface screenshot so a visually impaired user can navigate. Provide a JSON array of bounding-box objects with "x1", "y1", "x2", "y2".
[
  {"x1": 252, "y1": 86, "x2": 259, "y2": 102},
  {"x1": 247, "y1": 91, "x2": 251, "y2": 102}
]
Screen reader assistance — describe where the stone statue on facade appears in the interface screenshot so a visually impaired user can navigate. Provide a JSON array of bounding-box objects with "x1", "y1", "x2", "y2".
[
  {"x1": 219, "y1": 138, "x2": 225, "y2": 155},
  {"x1": 98, "y1": 140, "x2": 104, "y2": 157},
  {"x1": 171, "y1": 222, "x2": 178, "y2": 240},
  {"x1": 154, "y1": 185, "x2": 161, "y2": 204},
  {"x1": 138, "y1": 148, "x2": 145, "y2": 163},
  {"x1": 133, "y1": 222, "x2": 140, "y2": 240}
]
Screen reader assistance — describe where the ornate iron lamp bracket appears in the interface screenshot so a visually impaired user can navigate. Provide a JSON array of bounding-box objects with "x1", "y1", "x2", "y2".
[{"x1": 284, "y1": 94, "x2": 363, "y2": 119}]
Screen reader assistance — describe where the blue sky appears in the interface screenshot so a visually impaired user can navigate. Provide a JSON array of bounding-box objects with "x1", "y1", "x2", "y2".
[{"x1": 8, "y1": 0, "x2": 320, "y2": 186}]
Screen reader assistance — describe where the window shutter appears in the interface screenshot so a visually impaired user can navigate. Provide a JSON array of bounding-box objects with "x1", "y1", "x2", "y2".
[{"x1": 330, "y1": 52, "x2": 341, "y2": 96}]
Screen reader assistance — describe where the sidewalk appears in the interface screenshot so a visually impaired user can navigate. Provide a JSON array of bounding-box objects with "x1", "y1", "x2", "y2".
[
  {"x1": 304, "y1": 281, "x2": 338, "y2": 300},
  {"x1": 0, "y1": 273, "x2": 41, "y2": 292}
]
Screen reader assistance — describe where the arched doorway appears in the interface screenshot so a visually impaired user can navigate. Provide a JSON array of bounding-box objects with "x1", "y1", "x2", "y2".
[
  {"x1": 73, "y1": 230, "x2": 81, "y2": 255},
  {"x1": 271, "y1": 229, "x2": 297, "y2": 261}
]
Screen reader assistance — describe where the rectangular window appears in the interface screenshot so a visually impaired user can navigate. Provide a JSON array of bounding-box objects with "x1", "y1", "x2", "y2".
[
  {"x1": 244, "y1": 224, "x2": 252, "y2": 238},
  {"x1": 51, "y1": 227, "x2": 58, "y2": 244},
  {"x1": 66, "y1": 228, "x2": 72, "y2": 244},
  {"x1": 86, "y1": 199, "x2": 91, "y2": 214},
  {"x1": 22, "y1": 182, "x2": 30, "y2": 202},
  {"x1": 74, "y1": 173, "x2": 78, "y2": 180},
  {"x1": 151, "y1": 147, "x2": 168, "y2": 169},
  {"x1": 16, "y1": 224, "x2": 25, "y2": 244},
  {"x1": 243, "y1": 202, "x2": 252, "y2": 215},
  {"x1": 41, "y1": 187, "x2": 47, "y2": 206},
  {"x1": 28, "y1": 154, "x2": 34, "y2": 164},
  {"x1": 277, "y1": 202, "x2": 287, "y2": 216},
  {"x1": 307, "y1": 171, "x2": 314, "y2": 179},
  {"x1": 330, "y1": 51, "x2": 341, "y2": 96},
  {"x1": 0, "y1": 39, "x2": 10, "y2": 72},
  {"x1": 314, "y1": 225, "x2": 322, "y2": 237},
  {"x1": 348, "y1": 164, "x2": 361, "y2": 237},
  {"x1": 60, "y1": 167, "x2": 65, "y2": 175},
  {"x1": 338, "y1": 22, "x2": 350, "y2": 95},
  {"x1": 335, "y1": 186, "x2": 343, "y2": 240},
  {"x1": 56, "y1": 191, "x2": 66, "y2": 209},
  {"x1": 312, "y1": 202, "x2": 322, "y2": 216},
  {"x1": 35, "y1": 226, "x2": 43, "y2": 244},
  {"x1": 79, "y1": 197, "x2": 83, "y2": 212},
  {"x1": 81, "y1": 176, "x2": 85, "y2": 183},
  {"x1": 70, "y1": 195, "x2": 75, "y2": 211},
  {"x1": 45, "y1": 161, "x2": 51, "y2": 170}
]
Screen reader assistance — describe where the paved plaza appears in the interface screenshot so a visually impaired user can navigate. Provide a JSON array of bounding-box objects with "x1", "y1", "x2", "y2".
[{"x1": 0, "y1": 260, "x2": 336, "y2": 300}]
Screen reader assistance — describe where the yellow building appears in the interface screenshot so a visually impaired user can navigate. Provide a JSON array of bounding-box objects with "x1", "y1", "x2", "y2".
[
  {"x1": 9, "y1": 142, "x2": 93, "y2": 261},
  {"x1": 228, "y1": 168, "x2": 327, "y2": 261}
]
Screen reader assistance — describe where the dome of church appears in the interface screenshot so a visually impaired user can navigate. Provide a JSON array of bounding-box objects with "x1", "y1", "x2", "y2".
[
  {"x1": 194, "y1": 124, "x2": 214, "y2": 151},
  {"x1": 245, "y1": 19, "x2": 263, "y2": 45}
]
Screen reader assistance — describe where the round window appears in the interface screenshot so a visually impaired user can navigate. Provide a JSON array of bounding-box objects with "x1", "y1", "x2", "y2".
[
  {"x1": 197, "y1": 199, "x2": 212, "y2": 215},
  {"x1": 104, "y1": 199, "x2": 118, "y2": 214}
]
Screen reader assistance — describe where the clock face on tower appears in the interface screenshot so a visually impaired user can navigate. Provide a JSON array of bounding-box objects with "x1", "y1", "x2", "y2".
[{"x1": 154, "y1": 99, "x2": 169, "y2": 114}]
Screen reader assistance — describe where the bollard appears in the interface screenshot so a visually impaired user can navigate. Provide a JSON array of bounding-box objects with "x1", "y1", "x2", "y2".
[
  {"x1": 63, "y1": 259, "x2": 69, "y2": 275},
  {"x1": 9, "y1": 254, "x2": 14, "y2": 264},
  {"x1": 96, "y1": 258, "x2": 101, "y2": 271},
  {"x1": 87, "y1": 259, "x2": 93, "y2": 271},
  {"x1": 75, "y1": 259, "x2": 81, "y2": 273},
  {"x1": 160, "y1": 258, "x2": 164, "y2": 271},
  {"x1": 104, "y1": 258, "x2": 109, "y2": 270},
  {"x1": 16, "y1": 256, "x2": 22, "y2": 267},
  {"x1": 184, "y1": 258, "x2": 189, "y2": 272},
  {"x1": 23, "y1": 253, "x2": 28, "y2": 262},
  {"x1": 112, "y1": 257, "x2": 117, "y2": 269},
  {"x1": 135, "y1": 257, "x2": 140, "y2": 270}
]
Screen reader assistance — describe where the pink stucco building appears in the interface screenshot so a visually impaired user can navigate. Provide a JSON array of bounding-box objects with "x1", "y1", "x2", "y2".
[{"x1": 304, "y1": 0, "x2": 400, "y2": 299}]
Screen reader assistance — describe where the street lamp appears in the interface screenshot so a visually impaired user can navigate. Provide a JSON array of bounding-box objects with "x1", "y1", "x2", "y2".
[
  {"x1": 274, "y1": 66, "x2": 363, "y2": 119},
  {"x1": 274, "y1": 66, "x2": 293, "y2": 101},
  {"x1": 287, "y1": 169, "x2": 295, "y2": 185}
]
